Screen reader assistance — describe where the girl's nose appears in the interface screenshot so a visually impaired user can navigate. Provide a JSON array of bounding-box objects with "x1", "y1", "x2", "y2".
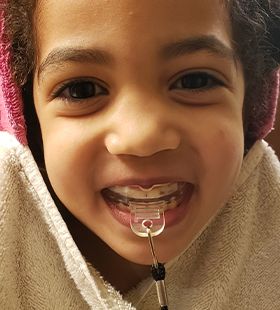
[{"x1": 104, "y1": 94, "x2": 181, "y2": 157}]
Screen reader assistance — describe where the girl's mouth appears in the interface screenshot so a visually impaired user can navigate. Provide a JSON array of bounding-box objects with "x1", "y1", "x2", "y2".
[{"x1": 101, "y1": 182, "x2": 194, "y2": 228}]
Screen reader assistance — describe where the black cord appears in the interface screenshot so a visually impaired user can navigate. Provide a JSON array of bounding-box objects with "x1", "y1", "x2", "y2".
[
  {"x1": 151, "y1": 263, "x2": 165, "y2": 281},
  {"x1": 161, "y1": 307, "x2": 168, "y2": 310}
]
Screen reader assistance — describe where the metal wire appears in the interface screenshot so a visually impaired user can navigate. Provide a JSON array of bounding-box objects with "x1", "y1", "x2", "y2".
[{"x1": 146, "y1": 227, "x2": 159, "y2": 269}]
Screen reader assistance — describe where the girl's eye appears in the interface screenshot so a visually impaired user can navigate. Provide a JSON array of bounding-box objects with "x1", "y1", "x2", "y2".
[
  {"x1": 68, "y1": 81, "x2": 97, "y2": 99},
  {"x1": 170, "y1": 72, "x2": 226, "y2": 91},
  {"x1": 52, "y1": 80, "x2": 109, "y2": 100},
  {"x1": 180, "y1": 74, "x2": 208, "y2": 89}
]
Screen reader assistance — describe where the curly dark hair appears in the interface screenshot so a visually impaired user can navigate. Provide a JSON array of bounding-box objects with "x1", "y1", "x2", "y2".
[
  {"x1": 229, "y1": 0, "x2": 280, "y2": 148},
  {"x1": 3, "y1": 0, "x2": 36, "y2": 86},
  {"x1": 1, "y1": 0, "x2": 280, "y2": 154}
]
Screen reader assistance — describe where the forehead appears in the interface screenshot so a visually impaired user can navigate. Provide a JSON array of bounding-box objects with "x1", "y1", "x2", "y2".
[{"x1": 35, "y1": 0, "x2": 232, "y2": 65}]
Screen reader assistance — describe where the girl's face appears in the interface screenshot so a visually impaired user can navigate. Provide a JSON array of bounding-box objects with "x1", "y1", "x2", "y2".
[{"x1": 33, "y1": 0, "x2": 245, "y2": 264}]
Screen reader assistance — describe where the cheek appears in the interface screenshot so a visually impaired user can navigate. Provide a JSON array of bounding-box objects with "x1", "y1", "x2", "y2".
[
  {"x1": 198, "y1": 123, "x2": 244, "y2": 199},
  {"x1": 201, "y1": 106, "x2": 244, "y2": 162},
  {"x1": 42, "y1": 123, "x2": 95, "y2": 198},
  {"x1": 211, "y1": 127, "x2": 244, "y2": 161}
]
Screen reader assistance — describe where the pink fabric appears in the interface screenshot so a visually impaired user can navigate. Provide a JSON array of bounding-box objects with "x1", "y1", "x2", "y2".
[
  {"x1": 0, "y1": 75, "x2": 9, "y2": 132},
  {"x1": 0, "y1": 8, "x2": 27, "y2": 145},
  {"x1": 260, "y1": 70, "x2": 279, "y2": 139}
]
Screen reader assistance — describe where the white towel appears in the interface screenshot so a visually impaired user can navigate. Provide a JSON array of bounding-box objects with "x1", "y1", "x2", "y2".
[{"x1": 1, "y1": 131, "x2": 280, "y2": 309}]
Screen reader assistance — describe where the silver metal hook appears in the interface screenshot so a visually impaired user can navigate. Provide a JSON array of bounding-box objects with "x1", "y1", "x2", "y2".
[{"x1": 146, "y1": 226, "x2": 158, "y2": 269}]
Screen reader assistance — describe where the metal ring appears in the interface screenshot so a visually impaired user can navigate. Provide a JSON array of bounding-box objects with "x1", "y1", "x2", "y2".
[{"x1": 142, "y1": 219, "x2": 153, "y2": 229}]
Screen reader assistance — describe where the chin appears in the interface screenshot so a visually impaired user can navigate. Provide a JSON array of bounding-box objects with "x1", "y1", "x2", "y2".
[{"x1": 112, "y1": 232, "x2": 182, "y2": 266}]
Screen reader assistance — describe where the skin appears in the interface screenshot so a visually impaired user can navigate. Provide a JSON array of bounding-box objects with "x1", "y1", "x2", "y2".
[{"x1": 33, "y1": 0, "x2": 245, "y2": 293}]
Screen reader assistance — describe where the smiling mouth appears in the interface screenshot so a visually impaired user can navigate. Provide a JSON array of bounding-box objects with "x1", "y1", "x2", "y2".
[{"x1": 101, "y1": 182, "x2": 190, "y2": 212}]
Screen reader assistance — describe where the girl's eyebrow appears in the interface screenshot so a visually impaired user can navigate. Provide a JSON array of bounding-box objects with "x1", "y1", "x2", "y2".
[
  {"x1": 37, "y1": 35, "x2": 236, "y2": 83},
  {"x1": 37, "y1": 48, "x2": 114, "y2": 82},
  {"x1": 159, "y1": 35, "x2": 236, "y2": 64}
]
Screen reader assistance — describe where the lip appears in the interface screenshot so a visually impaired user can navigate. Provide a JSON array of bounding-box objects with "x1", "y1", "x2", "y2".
[{"x1": 102, "y1": 182, "x2": 194, "y2": 229}]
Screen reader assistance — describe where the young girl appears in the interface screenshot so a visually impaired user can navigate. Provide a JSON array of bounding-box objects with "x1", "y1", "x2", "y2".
[{"x1": 1, "y1": 0, "x2": 280, "y2": 309}]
